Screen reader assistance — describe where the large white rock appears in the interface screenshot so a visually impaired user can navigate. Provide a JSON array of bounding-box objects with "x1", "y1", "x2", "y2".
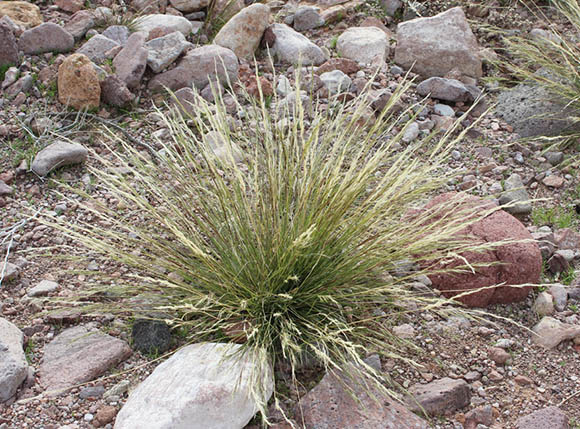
[
  {"x1": 269, "y1": 23, "x2": 326, "y2": 66},
  {"x1": 169, "y1": 0, "x2": 210, "y2": 13},
  {"x1": 114, "y1": 343, "x2": 274, "y2": 429},
  {"x1": 337, "y1": 26, "x2": 389, "y2": 65},
  {"x1": 395, "y1": 7, "x2": 481, "y2": 79},
  {"x1": 0, "y1": 318, "x2": 29, "y2": 402},
  {"x1": 135, "y1": 14, "x2": 193, "y2": 36},
  {"x1": 214, "y1": 4, "x2": 270, "y2": 60}
]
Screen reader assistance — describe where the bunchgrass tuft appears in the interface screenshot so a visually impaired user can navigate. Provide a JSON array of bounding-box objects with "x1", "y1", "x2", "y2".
[{"x1": 45, "y1": 75, "x2": 511, "y2": 422}]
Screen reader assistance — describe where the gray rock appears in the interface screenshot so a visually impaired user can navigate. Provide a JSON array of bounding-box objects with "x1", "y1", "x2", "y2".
[
  {"x1": 1, "y1": 66, "x2": 18, "y2": 90},
  {"x1": 532, "y1": 316, "x2": 580, "y2": 349},
  {"x1": 31, "y1": 141, "x2": 88, "y2": 177},
  {"x1": 337, "y1": 26, "x2": 389, "y2": 65},
  {"x1": 64, "y1": 10, "x2": 95, "y2": 40},
  {"x1": 203, "y1": 130, "x2": 244, "y2": 164},
  {"x1": 149, "y1": 45, "x2": 238, "y2": 92},
  {"x1": 433, "y1": 103, "x2": 454, "y2": 117},
  {"x1": 27, "y1": 280, "x2": 59, "y2": 297},
  {"x1": 545, "y1": 151, "x2": 564, "y2": 166},
  {"x1": 39, "y1": 325, "x2": 132, "y2": 392},
  {"x1": 0, "y1": 318, "x2": 28, "y2": 402},
  {"x1": 515, "y1": 406, "x2": 569, "y2": 429},
  {"x1": 495, "y1": 69, "x2": 580, "y2": 138},
  {"x1": 293, "y1": 6, "x2": 324, "y2": 32},
  {"x1": 0, "y1": 180, "x2": 12, "y2": 195},
  {"x1": 276, "y1": 75, "x2": 292, "y2": 97},
  {"x1": 169, "y1": 0, "x2": 209, "y2": 13},
  {"x1": 113, "y1": 32, "x2": 148, "y2": 89},
  {"x1": 268, "y1": 23, "x2": 326, "y2": 66},
  {"x1": 395, "y1": 7, "x2": 481, "y2": 79},
  {"x1": 393, "y1": 323, "x2": 415, "y2": 339},
  {"x1": 134, "y1": 14, "x2": 193, "y2": 36},
  {"x1": 77, "y1": 34, "x2": 120, "y2": 63},
  {"x1": 214, "y1": 4, "x2": 270, "y2": 60},
  {"x1": 114, "y1": 343, "x2": 274, "y2": 429},
  {"x1": 402, "y1": 122, "x2": 420, "y2": 143},
  {"x1": 406, "y1": 377, "x2": 471, "y2": 416},
  {"x1": 4, "y1": 72, "x2": 33, "y2": 97},
  {"x1": 79, "y1": 385, "x2": 105, "y2": 400},
  {"x1": 131, "y1": 319, "x2": 171, "y2": 354},
  {"x1": 145, "y1": 31, "x2": 190, "y2": 73},
  {"x1": 102, "y1": 25, "x2": 130, "y2": 45},
  {"x1": 100, "y1": 75, "x2": 134, "y2": 107},
  {"x1": 0, "y1": 262, "x2": 19, "y2": 283},
  {"x1": 416, "y1": 77, "x2": 474, "y2": 103},
  {"x1": 533, "y1": 291, "x2": 554, "y2": 316},
  {"x1": 319, "y1": 69, "x2": 351, "y2": 95},
  {"x1": 549, "y1": 284, "x2": 568, "y2": 312},
  {"x1": 18, "y1": 23, "x2": 74, "y2": 55},
  {"x1": 381, "y1": 0, "x2": 402, "y2": 16},
  {"x1": 0, "y1": 21, "x2": 18, "y2": 67},
  {"x1": 498, "y1": 173, "x2": 532, "y2": 215}
]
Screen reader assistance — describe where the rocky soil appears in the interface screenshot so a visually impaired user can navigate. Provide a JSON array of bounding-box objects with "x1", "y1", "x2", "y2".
[{"x1": 1, "y1": 0, "x2": 580, "y2": 428}]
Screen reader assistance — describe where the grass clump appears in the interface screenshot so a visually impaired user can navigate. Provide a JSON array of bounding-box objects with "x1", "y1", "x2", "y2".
[
  {"x1": 47, "y1": 76, "x2": 503, "y2": 421},
  {"x1": 531, "y1": 205, "x2": 579, "y2": 228}
]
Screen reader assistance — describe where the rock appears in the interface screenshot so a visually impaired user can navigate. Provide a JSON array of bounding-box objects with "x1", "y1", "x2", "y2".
[
  {"x1": 381, "y1": 0, "x2": 402, "y2": 16},
  {"x1": 18, "y1": 22, "x2": 74, "y2": 55},
  {"x1": 169, "y1": 0, "x2": 209, "y2": 13},
  {"x1": 245, "y1": 75, "x2": 273, "y2": 99},
  {"x1": 433, "y1": 103, "x2": 454, "y2": 117},
  {"x1": 402, "y1": 122, "x2": 420, "y2": 143},
  {"x1": 533, "y1": 292, "x2": 554, "y2": 316},
  {"x1": 79, "y1": 385, "x2": 105, "y2": 399},
  {"x1": 0, "y1": 1, "x2": 42, "y2": 29},
  {"x1": 100, "y1": 75, "x2": 134, "y2": 108},
  {"x1": 319, "y1": 69, "x2": 351, "y2": 95},
  {"x1": 393, "y1": 323, "x2": 415, "y2": 339},
  {"x1": 549, "y1": 284, "x2": 568, "y2": 312},
  {"x1": 488, "y1": 347, "x2": 510, "y2": 365},
  {"x1": 495, "y1": 69, "x2": 580, "y2": 138},
  {"x1": 545, "y1": 151, "x2": 564, "y2": 166},
  {"x1": 0, "y1": 21, "x2": 18, "y2": 67},
  {"x1": 499, "y1": 173, "x2": 532, "y2": 215},
  {"x1": 554, "y1": 228, "x2": 580, "y2": 250},
  {"x1": 548, "y1": 253, "x2": 569, "y2": 275},
  {"x1": 395, "y1": 7, "x2": 481, "y2": 79},
  {"x1": 532, "y1": 316, "x2": 580, "y2": 349},
  {"x1": 113, "y1": 31, "x2": 148, "y2": 89},
  {"x1": 4, "y1": 72, "x2": 32, "y2": 97},
  {"x1": 416, "y1": 77, "x2": 474, "y2": 103},
  {"x1": 211, "y1": 0, "x2": 244, "y2": 23},
  {"x1": 203, "y1": 130, "x2": 244, "y2": 164},
  {"x1": 39, "y1": 325, "x2": 131, "y2": 393},
  {"x1": 31, "y1": 141, "x2": 88, "y2": 176},
  {"x1": 135, "y1": 14, "x2": 193, "y2": 36},
  {"x1": 114, "y1": 343, "x2": 273, "y2": 429},
  {"x1": 102, "y1": 25, "x2": 130, "y2": 45},
  {"x1": 214, "y1": 4, "x2": 269, "y2": 60},
  {"x1": 131, "y1": 319, "x2": 171, "y2": 354},
  {"x1": 515, "y1": 406, "x2": 569, "y2": 429},
  {"x1": 406, "y1": 377, "x2": 471, "y2": 416},
  {"x1": 464, "y1": 405, "x2": 494, "y2": 429},
  {"x1": 0, "y1": 261, "x2": 19, "y2": 282},
  {"x1": 419, "y1": 192, "x2": 542, "y2": 307},
  {"x1": 543, "y1": 175, "x2": 565, "y2": 188},
  {"x1": 77, "y1": 34, "x2": 120, "y2": 63},
  {"x1": 94, "y1": 405, "x2": 118, "y2": 427},
  {"x1": 56, "y1": 0, "x2": 83, "y2": 13},
  {"x1": 64, "y1": 10, "x2": 95, "y2": 40},
  {"x1": 298, "y1": 364, "x2": 428, "y2": 428},
  {"x1": 171, "y1": 87, "x2": 197, "y2": 116},
  {"x1": 0, "y1": 318, "x2": 28, "y2": 403},
  {"x1": 315, "y1": 58, "x2": 360, "y2": 75},
  {"x1": 337, "y1": 26, "x2": 389, "y2": 65},
  {"x1": 57, "y1": 54, "x2": 101, "y2": 111},
  {"x1": 0, "y1": 180, "x2": 12, "y2": 195},
  {"x1": 293, "y1": 6, "x2": 324, "y2": 32},
  {"x1": 27, "y1": 280, "x2": 59, "y2": 297},
  {"x1": 149, "y1": 45, "x2": 238, "y2": 92},
  {"x1": 145, "y1": 31, "x2": 189, "y2": 73},
  {"x1": 268, "y1": 23, "x2": 326, "y2": 66},
  {"x1": 514, "y1": 375, "x2": 533, "y2": 386}
]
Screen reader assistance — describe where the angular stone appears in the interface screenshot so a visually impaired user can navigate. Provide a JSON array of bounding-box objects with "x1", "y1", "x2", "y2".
[
  {"x1": 102, "y1": 25, "x2": 130, "y2": 45},
  {"x1": 101, "y1": 75, "x2": 134, "y2": 107},
  {"x1": 27, "y1": 280, "x2": 59, "y2": 297},
  {"x1": 114, "y1": 343, "x2": 273, "y2": 429},
  {"x1": 499, "y1": 173, "x2": 532, "y2": 215},
  {"x1": 145, "y1": 31, "x2": 189, "y2": 73},
  {"x1": 465, "y1": 405, "x2": 494, "y2": 429},
  {"x1": 406, "y1": 377, "x2": 471, "y2": 416},
  {"x1": 149, "y1": 45, "x2": 238, "y2": 92},
  {"x1": 315, "y1": 58, "x2": 359, "y2": 75},
  {"x1": 0, "y1": 261, "x2": 19, "y2": 282},
  {"x1": 293, "y1": 6, "x2": 324, "y2": 32},
  {"x1": 515, "y1": 406, "x2": 569, "y2": 429},
  {"x1": 0, "y1": 1, "x2": 42, "y2": 29},
  {"x1": 203, "y1": 130, "x2": 244, "y2": 164},
  {"x1": 113, "y1": 31, "x2": 148, "y2": 89},
  {"x1": 211, "y1": 0, "x2": 244, "y2": 23},
  {"x1": 39, "y1": 325, "x2": 131, "y2": 392},
  {"x1": 554, "y1": 228, "x2": 580, "y2": 250},
  {"x1": 64, "y1": 10, "x2": 95, "y2": 40},
  {"x1": 533, "y1": 291, "x2": 554, "y2": 316},
  {"x1": 532, "y1": 316, "x2": 580, "y2": 349},
  {"x1": 169, "y1": 0, "x2": 209, "y2": 13},
  {"x1": 0, "y1": 318, "x2": 28, "y2": 402},
  {"x1": 395, "y1": 7, "x2": 481, "y2": 79},
  {"x1": 31, "y1": 141, "x2": 88, "y2": 176},
  {"x1": 18, "y1": 23, "x2": 74, "y2": 55},
  {"x1": 337, "y1": 26, "x2": 389, "y2": 65},
  {"x1": 77, "y1": 34, "x2": 120, "y2": 63},
  {"x1": 57, "y1": 54, "x2": 101, "y2": 111},
  {"x1": 214, "y1": 4, "x2": 270, "y2": 60},
  {"x1": 0, "y1": 21, "x2": 18, "y2": 67},
  {"x1": 298, "y1": 364, "x2": 428, "y2": 428},
  {"x1": 56, "y1": 0, "x2": 84, "y2": 14},
  {"x1": 131, "y1": 319, "x2": 171, "y2": 354},
  {"x1": 135, "y1": 14, "x2": 193, "y2": 36},
  {"x1": 4, "y1": 71, "x2": 32, "y2": 97},
  {"x1": 416, "y1": 77, "x2": 475, "y2": 103},
  {"x1": 268, "y1": 23, "x2": 326, "y2": 66},
  {"x1": 549, "y1": 284, "x2": 568, "y2": 312},
  {"x1": 319, "y1": 69, "x2": 351, "y2": 95}
]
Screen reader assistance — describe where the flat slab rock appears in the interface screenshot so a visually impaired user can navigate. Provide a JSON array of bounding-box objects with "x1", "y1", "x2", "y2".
[
  {"x1": 406, "y1": 377, "x2": 471, "y2": 416},
  {"x1": 515, "y1": 406, "x2": 569, "y2": 429},
  {"x1": 297, "y1": 364, "x2": 428, "y2": 428},
  {"x1": 39, "y1": 325, "x2": 131, "y2": 393}
]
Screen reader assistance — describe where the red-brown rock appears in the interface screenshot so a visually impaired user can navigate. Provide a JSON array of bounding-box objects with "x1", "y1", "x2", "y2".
[
  {"x1": 246, "y1": 76, "x2": 273, "y2": 99},
  {"x1": 418, "y1": 192, "x2": 542, "y2": 307},
  {"x1": 315, "y1": 58, "x2": 360, "y2": 76},
  {"x1": 515, "y1": 406, "x2": 569, "y2": 429}
]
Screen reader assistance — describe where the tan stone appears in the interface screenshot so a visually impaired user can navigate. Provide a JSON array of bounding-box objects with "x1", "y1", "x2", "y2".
[
  {"x1": 0, "y1": 1, "x2": 42, "y2": 29},
  {"x1": 58, "y1": 53, "x2": 101, "y2": 110}
]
